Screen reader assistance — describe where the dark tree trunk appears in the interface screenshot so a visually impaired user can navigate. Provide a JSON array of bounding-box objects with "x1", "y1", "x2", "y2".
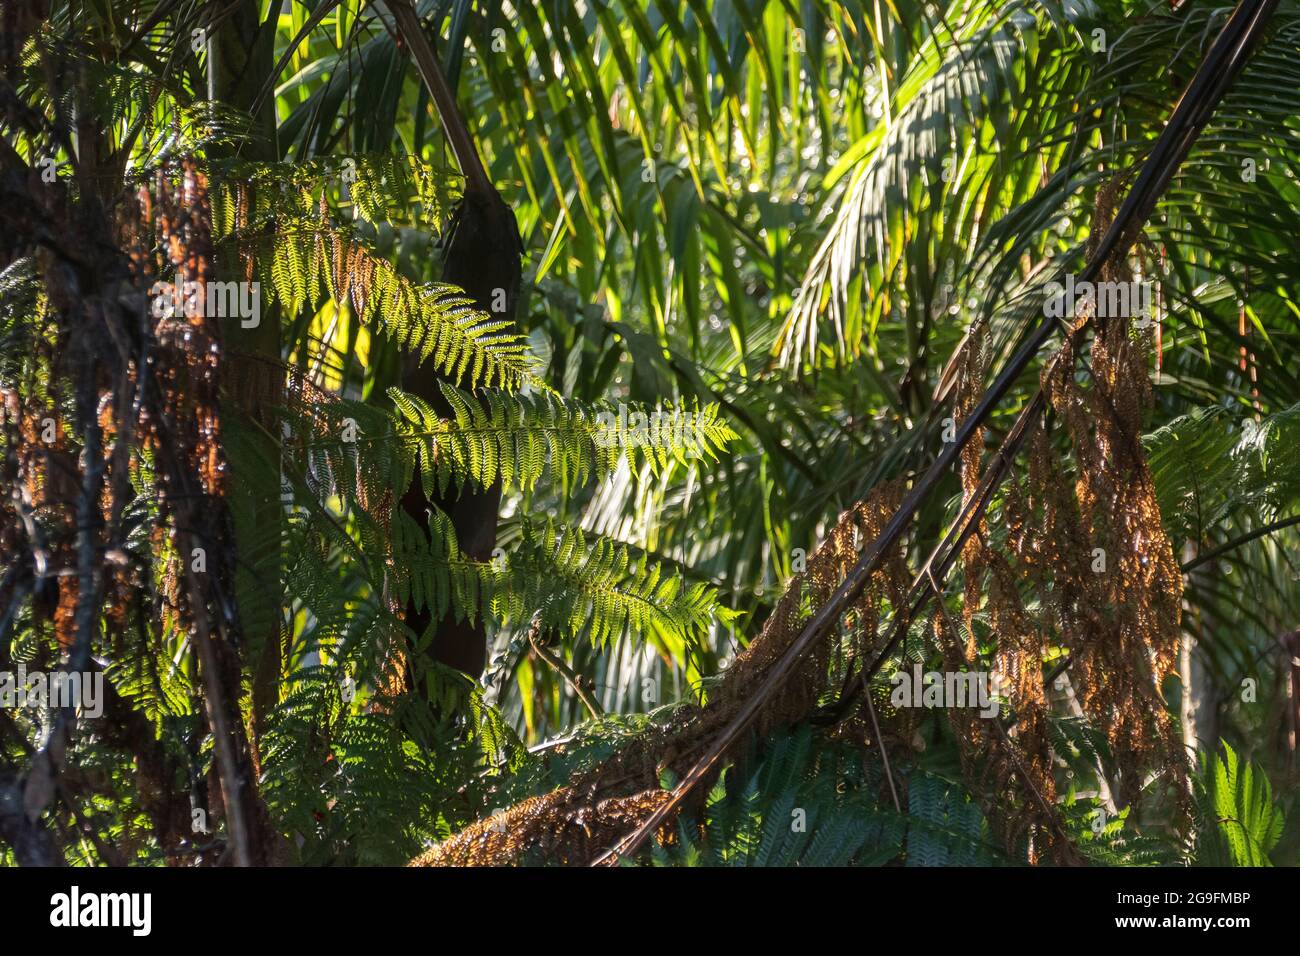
[
  {"x1": 400, "y1": 188, "x2": 522, "y2": 679},
  {"x1": 390, "y1": 3, "x2": 522, "y2": 682}
]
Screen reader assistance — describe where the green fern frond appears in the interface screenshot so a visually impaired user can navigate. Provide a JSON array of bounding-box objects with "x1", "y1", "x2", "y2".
[
  {"x1": 387, "y1": 507, "x2": 724, "y2": 650},
  {"x1": 1059, "y1": 796, "x2": 1177, "y2": 866},
  {"x1": 217, "y1": 210, "x2": 531, "y2": 390},
  {"x1": 388, "y1": 383, "x2": 737, "y2": 494},
  {"x1": 1145, "y1": 402, "x2": 1300, "y2": 539},
  {"x1": 260, "y1": 664, "x2": 500, "y2": 865},
  {"x1": 1191, "y1": 741, "x2": 1284, "y2": 867},
  {"x1": 493, "y1": 518, "x2": 723, "y2": 648}
]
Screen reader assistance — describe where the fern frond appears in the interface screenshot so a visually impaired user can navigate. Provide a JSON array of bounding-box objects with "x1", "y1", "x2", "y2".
[
  {"x1": 316, "y1": 217, "x2": 529, "y2": 388},
  {"x1": 1145, "y1": 402, "x2": 1300, "y2": 538},
  {"x1": 216, "y1": 209, "x2": 531, "y2": 390},
  {"x1": 494, "y1": 518, "x2": 723, "y2": 648},
  {"x1": 388, "y1": 507, "x2": 724, "y2": 650},
  {"x1": 1191, "y1": 742, "x2": 1284, "y2": 867},
  {"x1": 388, "y1": 383, "x2": 738, "y2": 494},
  {"x1": 207, "y1": 153, "x2": 460, "y2": 231}
]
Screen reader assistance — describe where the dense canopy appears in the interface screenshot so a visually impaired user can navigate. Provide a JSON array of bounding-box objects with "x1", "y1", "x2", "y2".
[{"x1": 0, "y1": 0, "x2": 1297, "y2": 869}]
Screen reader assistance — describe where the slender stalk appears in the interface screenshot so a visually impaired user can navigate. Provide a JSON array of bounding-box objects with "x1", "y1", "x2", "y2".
[
  {"x1": 528, "y1": 617, "x2": 603, "y2": 720},
  {"x1": 863, "y1": 691, "x2": 900, "y2": 813},
  {"x1": 1181, "y1": 514, "x2": 1300, "y2": 573},
  {"x1": 387, "y1": 1, "x2": 493, "y2": 197},
  {"x1": 184, "y1": 562, "x2": 252, "y2": 867}
]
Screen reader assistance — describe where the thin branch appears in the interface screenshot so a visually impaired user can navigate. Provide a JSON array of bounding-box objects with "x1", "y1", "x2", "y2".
[
  {"x1": 1181, "y1": 514, "x2": 1300, "y2": 573},
  {"x1": 863, "y1": 690, "x2": 900, "y2": 813},
  {"x1": 183, "y1": 560, "x2": 253, "y2": 867},
  {"x1": 527, "y1": 616, "x2": 603, "y2": 720}
]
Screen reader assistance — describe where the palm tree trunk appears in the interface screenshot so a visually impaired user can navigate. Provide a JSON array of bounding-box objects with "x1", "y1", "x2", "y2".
[{"x1": 389, "y1": 2, "x2": 521, "y2": 680}]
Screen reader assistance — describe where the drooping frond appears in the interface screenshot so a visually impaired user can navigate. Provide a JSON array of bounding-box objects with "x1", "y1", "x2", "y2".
[
  {"x1": 391, "y1": 508, "x2": 726, "y2": 651},
  {"x1": 218, "y1": 211, "x2": 532, "y2": 389},
  {"x1": 389, "y1": 505, "x2": 485, "y2": 630},
  {"x1": 497, "y1": 518, "x2": 726, "y2": 649}
]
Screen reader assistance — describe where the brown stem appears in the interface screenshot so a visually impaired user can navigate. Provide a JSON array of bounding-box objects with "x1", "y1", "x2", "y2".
[
  {"x1": 387, "y1": 1, "x2": 493, "y2": 197},
  {"x1": 183, "y1": 561, "x2": 253, "y2": 867},
  {"x1": 528, "y1": 617, "x2": 603, "y2": 720},
  {"x1": 863, "y1": 691, "x2": 900, "y2": 814}
]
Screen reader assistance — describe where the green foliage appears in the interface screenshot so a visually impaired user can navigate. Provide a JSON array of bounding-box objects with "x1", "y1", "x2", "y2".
[
  {"x1": 497, "y1": 517, "x2": 729, "y2": 648},
  {"x1": 252, "y1": 217, "x2": 532, "y2": 390},
  {"x1": 208, "y1": 153, "x2": 461, "y2": 232},
  {"x1": 0, "y1": 258, "x2": 40, "y2": 381},
  {"x1": 390, "y1": 508, "x2": 727, "y2": 651},
  {"x1": 643, "y1": 729, "x2": 1004, "y2": 867},
  {"x1": 4, "y1": 0, "x2": 1300, "y2": 870},
  {"x1": 389, "y1": 382, "x2": 737, "y2": 495},
  {"x1": 902, "y1": 772, "x2": 1002, "y2": 866},
  {"x1": 1191, "y1": 742, "x2": 1286, "y2": 866},
  {"x1": 782, "y1": 0, "x2": 1101, "y2": 370},
  {"x1": 1059, "y1": 797, "x2": 1178, "y2": 866},
  {"x1": 1145, "y1": 402, "x2": 1300, "y2": 540},
  {"x1": 259, "y1": 665, "x2": 496, "y2": 865},
  {"x1": 203, "y1": 150, "x2": 531, "y2": 390}
]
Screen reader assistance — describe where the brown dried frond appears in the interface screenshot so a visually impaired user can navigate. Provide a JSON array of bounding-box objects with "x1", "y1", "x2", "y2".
[
  {"x1": 946, "y1": 205, "x2": 1187, "y2": 850},
  {"x1": 414, "y1": 788, "x2": 673, "y2": 867},
  {"x1": 945, "y1": 337, "x2": 1064, "y2": 857},
  {"x1": 1040, "y1": 310, "x2": 1187, "y2": 807},
  {"x1": 1027, "y1": 202, "x2": 1186, "y2": 807}
]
